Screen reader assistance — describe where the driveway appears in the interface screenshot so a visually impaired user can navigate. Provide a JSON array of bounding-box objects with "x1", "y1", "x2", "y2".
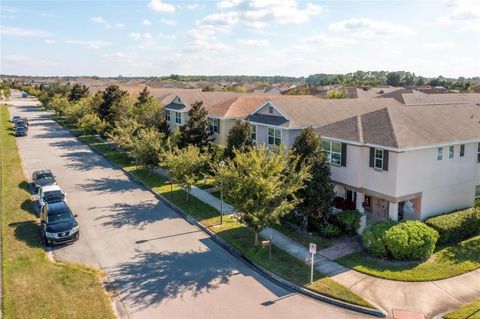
[{"x1": 7, "y1": 92, "x2": 369, "y2": 319}]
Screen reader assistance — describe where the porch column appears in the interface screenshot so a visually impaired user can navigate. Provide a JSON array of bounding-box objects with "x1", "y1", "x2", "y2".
[
  {"x1": 356, "y1": 192, "x2": 365, "y2": 213},
  {"x1": 388, "y1": 202, "x2": 399, "y2": 221}
]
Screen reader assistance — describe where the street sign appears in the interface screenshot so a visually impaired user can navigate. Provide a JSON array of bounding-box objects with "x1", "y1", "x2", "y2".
[{"x1": 309, "y1": 243, "x2": 317, "y2": 254}]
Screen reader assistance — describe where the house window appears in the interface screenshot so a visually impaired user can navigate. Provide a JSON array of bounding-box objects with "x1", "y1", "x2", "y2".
[
  {"x1": 250, "y1": 125, "x2": 256, "y2": 143},
  {"x1": 268, "y1": 128, "x2": 281, "y2": 146},
  {"x1": 322, "y1": 140, "x2": 342, "y2": 165},
  {"x1": 208, "y1": 118, "x2": 220, "y2": 134},
  {"x1": 437, "y1": 147, "x2": 443, "y2": 160},
  {"x1": 175, "y1": 112, "x2": 182, "y2": 124},
  {"x1": 449, "y1": 146, "x2": 454, "y2": 159},
  {"x1": 460, "y1": 144, "x2": 465, "y2": 157},
  {"x1": 345, "y1": 189, "x2": 357, "y2": 203},
  {"x1": 165, "y1": 110, "x2": 171, "y2": 122},
  {"x1": 478, "y1": 143, "x2": 480, "y2": 163},
  {"x1": 374, "y1": 148, "x2": 384, "y2": 169},
  {"x1": 476, "y1": 185, "x2": 480, "y2": 198},
  {"x1": 268, "y1": 106, "x2": 273, "y2": 114}
]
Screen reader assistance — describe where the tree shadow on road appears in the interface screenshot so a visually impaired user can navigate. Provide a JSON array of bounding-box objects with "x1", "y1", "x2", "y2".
[
  {"x1": 76, "y1": 177, "x2": 141, "y2": 194},
  {"x1": 93, "y1": 200, "x2": 175, "y2": 229},
  {"x1": 59, "y1": 150, "x2": 108, "y2": 171},
  {"x1": 110, "y1": 240, "x2": 238, "y2": 309}
]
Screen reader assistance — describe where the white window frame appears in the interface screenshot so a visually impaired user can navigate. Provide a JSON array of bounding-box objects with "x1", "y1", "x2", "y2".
[
  {"x1": 460, "y1": 144, "x2": 465, "y2": 157},
  {"x1": 268, "y1": 127, "x2": 281, "y2": 146},
  {"x1": 449, "y1": 145, "x2": 454, "y2": 159},
  {"x1": 175, "y1": 112, "x2": 182, "y2": 124},
  {"x1": 374, "y1": 148, "x2": 384, "y2": 170},
  {"x1": 208, "y1": 118, "x2": 220, "y2": 134},
  {"x1": 322, "y1": 140, "x2": 342, "y2": 165},
  {"x1": 165, "y1": 110, "x2": 171, "y2": 122},
  {"x1": 437, "y1": 147, "x2": 443, "y2": 160}
]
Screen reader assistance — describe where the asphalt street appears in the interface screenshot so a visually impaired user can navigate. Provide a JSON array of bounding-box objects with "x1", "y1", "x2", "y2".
[{"x1": 8, "y1": 92, "x2": 368, "y2": 319}]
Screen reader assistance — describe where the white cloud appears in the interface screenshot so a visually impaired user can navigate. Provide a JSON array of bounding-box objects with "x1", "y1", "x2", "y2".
[
  {"x1": 237, "y1": 39, "x2": 269, "y2": 46},
  {"x1": 90, "y1": 16, "x2": 111, "y2": 28},
  {"x1": 423, "y1": 42, "x2": 455, "y2": 49},
  {"x1": 438, "y1": 0, "x2": 480, "y2": 32},
  {"x1": 3, "y1": 54, "x2": 32, "y2": 63},
  {"x1": 329, "y1": 18, "x2": 414, "y2": 37},
  {"x1": 144, "y1": 32, "x2": 153, "y2": 39},
  {"x1": 44, "y1": 39, "x2": 56, "y2": 44},
  {"x1": 65, "y1": 40, "x2": 112, "y2": 49},
  {"x1": 185, "y1": 3, "x2": 204, "y2": 10},
  {"x1": 208, "y1": 0, "x2": 323, "y2": 29},
  {"x1": 129, "y1": 32, "x2": 142, "y2": 40},
  {"x1": 158, "y1": 32, "x2": 176, "y2": 40},
  {"x1": 116, "y1": 23, "x2": 125, "y2": 28},
  {"x1": 148, "y1": 0, "x2": 175, "y2": 13},
  {"x1": 161, "y1": 18, "x2": 176, "y2": 26},
  {"x1": 302, "y1": 33, "x2": 354, "y2": 47},
  {"x1": 1, "y1": 26, "x2": 50, "y2": 37},
  {"x1": 142, "y1": 19, "x2": 152, "y2": 26}
]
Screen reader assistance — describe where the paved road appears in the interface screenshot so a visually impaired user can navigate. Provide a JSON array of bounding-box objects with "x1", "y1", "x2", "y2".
[{"x1": 8, "y1": 92, "x2": 367, "y2": 319}]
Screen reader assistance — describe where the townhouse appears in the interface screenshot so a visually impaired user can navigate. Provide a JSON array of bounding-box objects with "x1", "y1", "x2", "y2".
[{"x1": 161, "y1": 91, "x2": 480, "y2": 222}]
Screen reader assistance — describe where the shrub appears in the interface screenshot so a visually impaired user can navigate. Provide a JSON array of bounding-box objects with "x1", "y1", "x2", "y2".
[
  {"x1": 78, "y1": 113, "x2": 106, "y2": 135},
  {"x1": 474, "y1": 198, "x2": 480, "y2": 209},
  {"x1": 319, "y1": 223, "x2": 342, "y2": 238},
  {"x1": 425, "y1": 208, "x2": 480, "y2": 244},
  {"x1": 362, "y1": 221, "x2": 397, "y2": 258},
  {"x1": 334, "y1": 210, "x2": 362, "y2": 234},
  {"x1": 384, "y1": 221, "x2": 439, "y2": 260}
]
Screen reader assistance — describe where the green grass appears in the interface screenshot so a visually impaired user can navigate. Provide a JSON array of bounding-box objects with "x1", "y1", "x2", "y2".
[
  {"x1": 52, "y1": 117, "x2": 374, "y2": 309},
  {"x1": 337, "y1": 235, "x2": 480, "y2": 281},
  {"x1": 1, "y1": 107, "x2": 115, "y2": 319},
  {"x1": 444, "y1": 299, "x2": 480, "y2": 319},
  {"x1": 273, "y1": 222, "x2": 331, "y2": 250}
]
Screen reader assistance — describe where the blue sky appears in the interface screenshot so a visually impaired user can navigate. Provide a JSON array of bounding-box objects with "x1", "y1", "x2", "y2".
[{"x1": 1, "y1": 0, "x2": 479, "y2": 77}]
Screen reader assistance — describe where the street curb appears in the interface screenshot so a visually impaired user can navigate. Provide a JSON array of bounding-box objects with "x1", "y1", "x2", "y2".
[{"x1": 57, "y1": 120, "x2": 385, "y2": 318}]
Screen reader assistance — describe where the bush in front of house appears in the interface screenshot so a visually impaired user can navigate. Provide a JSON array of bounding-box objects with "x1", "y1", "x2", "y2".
[
  {"x1": 384, "y1": 221, "x2": 439, "y2": 260},
  {"x1": 334, "y1": 210, "x2": 362, "y2": 234},
  {"x1": 361, "y1": 221, "x2": 397, "y2": 258},
  {"x1": 319, "y1": 223, "x2": 342, "y2": 238},
  {"x1": 425, "y1": 208, "x2": 480, "y2": 244}
]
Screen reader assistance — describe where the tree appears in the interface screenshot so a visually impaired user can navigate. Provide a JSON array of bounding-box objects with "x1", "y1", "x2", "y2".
[
  {"x1": 68, "y1": 83, "x2": 90, "y2": 101},
  {"x1": 386, "y1": 72, "x2": 401, "y2": 86},
  {"x1": 98, "y1": 85, "x2": 128, "y2": 129},
  {"x1": 216, "y1": 145, "x2": 310, "y2": 246},
  {"x1": 292, "y1": 128, "x2": 335, "y2": 230},
  {"x1": 291, "y1": 127, "x2": 321, "y2": 164},
  {"x1": 296, "y1": 151, "x2": 336, "y2": 229},
  {"x1": 165, "y1": 145, "x2": 210, "y2": 200},
  {"x1": 325, "y1": 88, "x2": 349, "y2": 99},
  {"x1": 78, "y1": 113, "x2": 106, "y2": 135},
  {"x1": 108, "y1": 118, "x2": 143, "y2": 152},
  {"x1": 131, "y1": 127, "x2": 166, "y2": 171},
  {"x1": 225, "y1": 121, "x2": 253, "y2": 158},
  {"x1": 135, "y1": 86, "x2": 153, "y2": 107},
  {"x1": 178, "y1": 101, "x2": 213, "y2": 148}
]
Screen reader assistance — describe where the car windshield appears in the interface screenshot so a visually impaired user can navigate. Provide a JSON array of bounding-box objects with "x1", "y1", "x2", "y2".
[
  {"x1": 44, "y1": 190, "x2": 62, "y2": 197},
  {"x1": 44, "y1": 194, "x2": 65, "y2": 203},
  {"x1": 38, "y1": 172, "x2": 54, "y2": 179},
  {"x1": 47, "y1": 211, "x2": 72, "y2": 224}
]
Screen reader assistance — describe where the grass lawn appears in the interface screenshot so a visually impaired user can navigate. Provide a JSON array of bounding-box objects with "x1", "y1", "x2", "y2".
[
  {"x1": 273, "y1": 222, "x2": 332, "y2": 250},
  {"x1": 1, "y1": 107, "x2": 115, "y2": 319},
  {"x1": 336, "y1": 235, "x2": 480, "y2": 281},
  {"x1": 53, "y1": 118, "x2": 373, "y2": 309},
  {"x1": 444, "y1": 299, "x2": 480, "y2": 319}
]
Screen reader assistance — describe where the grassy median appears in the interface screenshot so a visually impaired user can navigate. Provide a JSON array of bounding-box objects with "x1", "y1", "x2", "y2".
[
  {"x1": 444, "y1": 299, "x2": 480, "y2": 319},
  {"x1": 70, "y1": 133, "x2": 373, "y2": 308},
  {"x1": 1, "y1": 107, "x2": 115, "y2": 319},
  {"x1": 336, "y1": 235, "x2": 480, "y2": 281}
]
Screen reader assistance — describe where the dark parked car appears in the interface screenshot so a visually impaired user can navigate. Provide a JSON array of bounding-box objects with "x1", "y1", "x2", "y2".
[
  {"x1": 32, "y1": 169, "x2": 56, "y2": 191},
  {"x1": 40, "y1": 201, "x2": 79, "y2": 245},
  {"x1": 11, "y1": 115, "x2": 21, "y2": 124},
  {"x1": 14, "y1": 126, "x2": 27, "y2": 137},
  {"x1": 15, "y1": 118, "x2": 28, "y2": 130}
]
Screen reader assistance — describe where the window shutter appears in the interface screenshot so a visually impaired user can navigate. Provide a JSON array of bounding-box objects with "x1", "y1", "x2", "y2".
[
  {"x1": 341, "y1": 143, "x2": 347, "y2": 167},
  {"x1": 383, "y1": 150, "x2": 389, "y2": 171},
  {"x1": 369, "y1": 147, "x2": 374, "y2": 168}
]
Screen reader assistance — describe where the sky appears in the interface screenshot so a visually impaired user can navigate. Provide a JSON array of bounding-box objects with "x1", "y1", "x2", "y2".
[{"x1": 1, "y1": 0, "x2": 479, "y2": 78}]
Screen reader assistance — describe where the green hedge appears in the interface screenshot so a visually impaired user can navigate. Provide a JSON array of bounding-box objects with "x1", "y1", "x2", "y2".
[
  {"x1": 362, "y1": 221, "x2": 397, "y2": 258},
  {"x1": 425, "y1": 208, "x2": 480, "y2": 244},
  {"x1": 384, "y1": 221, "x2": 439, "y2": 260},
  {"x1": 334, "y1": 210, "x2": 361, "y2": 234}
]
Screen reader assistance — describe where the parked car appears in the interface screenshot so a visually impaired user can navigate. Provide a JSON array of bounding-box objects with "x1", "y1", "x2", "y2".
[
  {"x1": 15, "y1": 119, "x2": 28, "y2": 131},
  {"x1": 32, "y1": 169, "x2": 57, "y2": 191},
  {"x1": 40, "y1": 201, "x2": 79, "y2": 245},
  {"x1": 11, "y1": 115, "x2": 21, "y2": 124},
  {"x1": 37, "y1": 185, "x2": 67, "y2": 208},
  {"x1": 22, "y1": 92, "x2": 29, "y2": 98},
  {"x1": 14, "y1": 126, "x2": 27, "y2": 137}
]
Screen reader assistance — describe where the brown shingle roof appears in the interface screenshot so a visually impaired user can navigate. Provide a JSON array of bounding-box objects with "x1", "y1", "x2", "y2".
[
  {"x1": 163, "y1": 91, "x2": 241, "y2": 112},
  {"x1": 402, "y1": 93, "x2": 480, "y2": 105},
  {"x1": 317, "y1": 104, "x2": 480, "y2": 149}
]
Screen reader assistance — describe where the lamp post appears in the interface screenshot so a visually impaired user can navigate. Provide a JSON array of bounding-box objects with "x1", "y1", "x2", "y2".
[{"x1": 219, "y1": 160, "x2": 225, "y2": 225}]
